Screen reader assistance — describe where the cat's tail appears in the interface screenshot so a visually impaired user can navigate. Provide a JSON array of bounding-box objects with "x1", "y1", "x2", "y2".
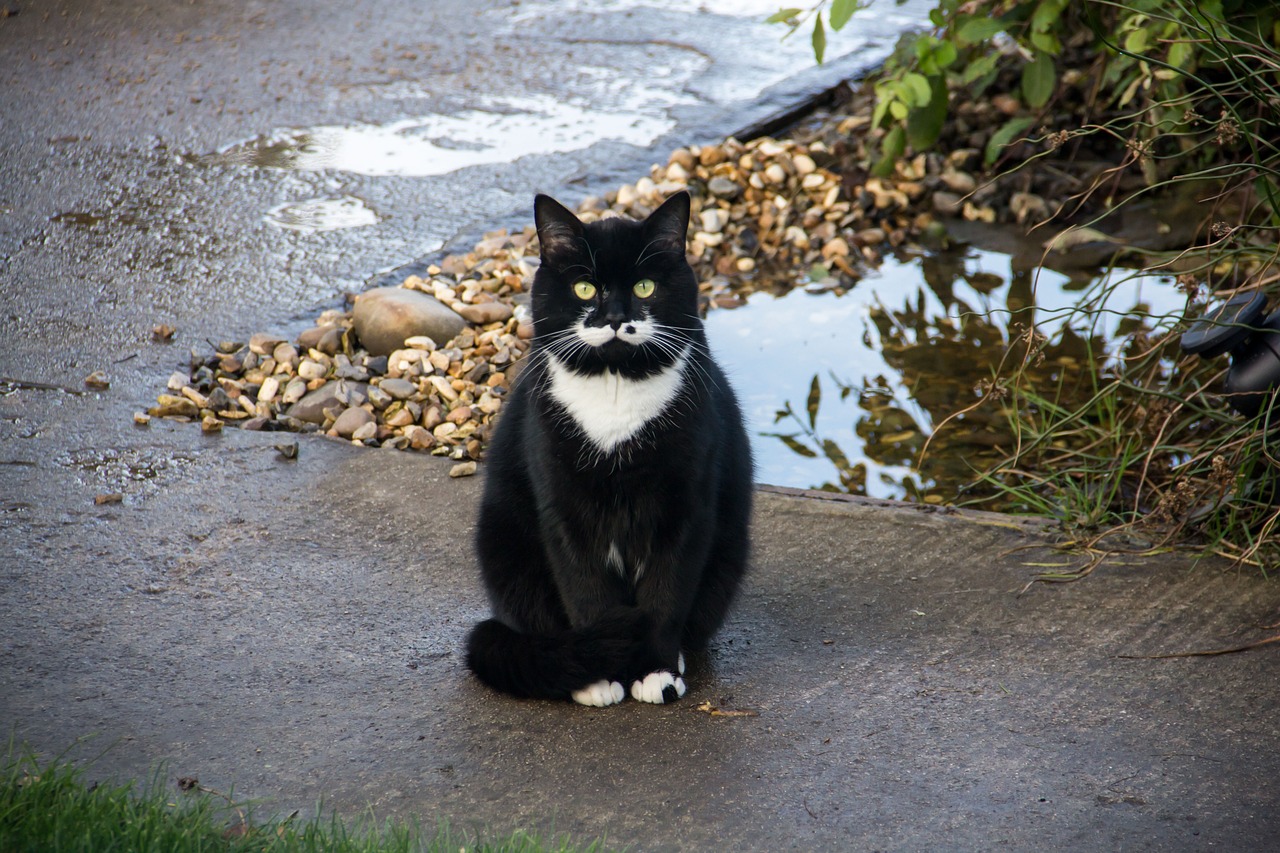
[{"x1": 465, "y1": 606, "x2": 649, "y2": 700}]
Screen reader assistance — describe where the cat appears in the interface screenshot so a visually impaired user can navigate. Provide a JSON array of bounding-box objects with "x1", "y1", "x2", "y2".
[{"x1": 464, "y1": 190, "x2": 754, "y2": 706}]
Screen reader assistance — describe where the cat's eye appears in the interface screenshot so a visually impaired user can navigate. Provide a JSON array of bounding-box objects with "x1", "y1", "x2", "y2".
[
  {"x1": 573, "y1": 280, "x2": 597, "y2": 300},
  {"x1": 633, "y1": 278, "x2": 656, "y2": 298}
]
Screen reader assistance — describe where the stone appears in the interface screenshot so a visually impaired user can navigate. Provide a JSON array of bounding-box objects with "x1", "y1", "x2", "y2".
[
  {"x1": 317, "y1": 325, "x2": 344, "y2": 355},
  {"x1": 708, "y1": 176, "x2": 741, "y2": 199},
  {"x1": 281, "y1": 377, "x2": 308, "y2": 404},
  {"x1": 616, "y1": 184, "x2": 639, "y2": 207},
  {"x1": 332, "y1": 406, "x2": 374, "y2": 438},
  {"x1": 203, "y1": 387, "x2": 232, "y2": 413},
  {"x1": 297, "y1": 359, "x2": 327, "y2": 381},
  {"x1": 404, "y1": 335, "x2": 437, "y2": 351},
  {"x1": 379, "y1": 377, "x2": 417, "y2": 400},
  {"x1": 449, "y1": 461, "x2": 477, "y2": 478},
  {"x1": 286, "y1": 380, "x2": 369, "y2": 424},
  {"x1": 249, "y1": 332, "x2": 286, "y2": 355},
  {"x1": 403, "y1": 425, "x2": 435, "y2": 450},
  {"x1": 821, "y1": 237, "x2": 851, "y2": 259},
  {"x1": 352, "y1": 287, "x2": 466, "y2": 357},
  {"x1": 258, "y1": 376, "x2": 280, "y2": 403},
  {"x1": 699, "y1": 208, "x2": 730, "y2": 234},
  {"x1": 272, "y1": 342, "x2": 299, "y2": 368},
  {"x1": 384, "y1": 404, "x2": 416, "y2": 428},
  {"x1": 351, "y1": 421, "x2": 378, "y2": 442},
  {"x1": 151, "y1": 394, "x2": 198, "y2": 418},
  {"x1": 941, "y1": 169, "x2": 977, "y2": 194},
  {"x1": 296, "y1": 326, "x2": 331, "y2": 351},
  {"x1": 668, "y1": 148, "x2": 695, "y2": 171},
  {"x1": 932, "y1": 191, "x2": 964, "y2": 217},
  {"x1": 456, "y1": 301, "x2": 514, "y2": 326},
  {"x1": 422, "y1": 405, "x2": 445, "y2": 431}
]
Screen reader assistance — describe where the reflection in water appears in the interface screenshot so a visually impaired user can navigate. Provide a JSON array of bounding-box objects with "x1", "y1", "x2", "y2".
[
  {"x1": 704, "y1": 242, "x2": 1187, "y2": 503},
  {"x1": 205, "y1": 92, "x2": 688, "y2": 178}
]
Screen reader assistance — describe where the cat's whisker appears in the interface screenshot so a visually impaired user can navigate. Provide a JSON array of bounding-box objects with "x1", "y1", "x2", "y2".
[{"x1": 634, "y1": 236, "x2": 678, "y2": 268}]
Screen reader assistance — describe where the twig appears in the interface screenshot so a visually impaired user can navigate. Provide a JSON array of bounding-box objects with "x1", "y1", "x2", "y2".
[
  {"x1": 1118, "y1": 632, "x2": 1280, "y2": 659},
  {"x1": 0, "y1": 376, "x2": 85, "y2": 395}
]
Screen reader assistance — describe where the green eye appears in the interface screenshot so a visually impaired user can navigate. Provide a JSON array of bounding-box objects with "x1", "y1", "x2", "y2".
[
  {"x1": 633, "y1": 278, "x2": 656, "y2": 298},
  {"x1": 573, "y1": 280, "x2": 597, "y2": 300}
]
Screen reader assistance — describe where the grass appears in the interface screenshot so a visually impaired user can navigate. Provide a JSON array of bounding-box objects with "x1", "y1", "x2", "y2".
[{"x1": 0, "y1": 744, "x2": 613, "y2": 853}]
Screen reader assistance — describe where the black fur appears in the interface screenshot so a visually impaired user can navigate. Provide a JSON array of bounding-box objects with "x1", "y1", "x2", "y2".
[{"x1": 465, "y1": 192, "x2": 753, "y2": 702}]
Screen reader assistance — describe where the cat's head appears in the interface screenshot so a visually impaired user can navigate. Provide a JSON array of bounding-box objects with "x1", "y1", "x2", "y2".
[{"x1": 531, "y1": 192, "x2": 701, "y2": 378}]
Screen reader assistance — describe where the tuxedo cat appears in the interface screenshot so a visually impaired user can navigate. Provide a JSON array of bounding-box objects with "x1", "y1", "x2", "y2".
[{"x1": 465, "y1": 191, "x2": 753, "y2": 706}]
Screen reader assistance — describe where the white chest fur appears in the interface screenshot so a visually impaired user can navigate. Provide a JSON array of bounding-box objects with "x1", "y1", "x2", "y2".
[{"x1": 546, "y1": 348, "x2": 690, "y2": 453}]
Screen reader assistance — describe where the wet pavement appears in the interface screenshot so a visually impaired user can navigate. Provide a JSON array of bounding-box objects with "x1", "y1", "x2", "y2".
[{"x1": 2, "y1": 0, "x2": 1279, "y2": 850}]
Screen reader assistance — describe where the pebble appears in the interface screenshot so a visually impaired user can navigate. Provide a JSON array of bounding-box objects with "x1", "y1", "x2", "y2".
[
  {"x1": 281, "y1": 377, "x2": 308, "y2": 404},
  {"x1": 932, "y1": 191, "x2": 964, "y2": 216},
  {"x1": 150, "y1": 394, "x2": 198, "y2": 418},
  {"x1": 379, "y1": 377, "x2": 416, "y2": 400},
  {"x1": 317, "y1": 326, "x2": 344, "y2": 355},
  {"x1": 456, "y1": 301, "x2": 514, "y2": 325},
  {"x1": 258, "y1": 376, "x2": 281, "y2": 402},
  {"x1": 84, "y1": 371, "x2": 110, "y2": 390},
  {"x1": 287, "y1": 381, "x2": 368, "y2": 424},
  {"x1": 297, "y1": 359, "x2": 327, "y2": 381},
  {"x1": 250, "y1": 332, "x2": 286, "y2": 355},
  {"x1": 941, "y1": 169, "x2": 977, "y2": 194},
  {"x1": 449, "y1": 461, "x2": 477, "y2": 478},
  {"x1": 332, "y1": 406, "x2": 374, "y2": 438},
  {"x1": 699, "y1": 208, "x2": 730, "y2": 234},
  {"x1": 273, "y1": 342, "x2": 299, "y2": 369},
  {"x1": 708, "y1": 176, "x2": 742, "y2": 199}
]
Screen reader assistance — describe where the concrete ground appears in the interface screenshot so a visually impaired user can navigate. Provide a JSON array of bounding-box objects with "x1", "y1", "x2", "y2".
[{"x1": 2, "y1": 0, "x2": 1279, "y2": 850}]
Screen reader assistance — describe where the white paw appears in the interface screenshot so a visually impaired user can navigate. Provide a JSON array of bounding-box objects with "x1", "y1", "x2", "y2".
[
  {"x1": 572, "y1": 679, "x2": 625, "y2": 707},
  {"x1": 630, "y1": 670, "x2": 687, "y2": 704}
]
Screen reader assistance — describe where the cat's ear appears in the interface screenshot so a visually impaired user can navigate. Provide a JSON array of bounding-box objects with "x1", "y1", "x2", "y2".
[
  {"x1": 642, "y1": 191, "x2": 691, "y2": 259},
  {"x1": 534, "y1": 194, "x2": 585, "y2": 268}
]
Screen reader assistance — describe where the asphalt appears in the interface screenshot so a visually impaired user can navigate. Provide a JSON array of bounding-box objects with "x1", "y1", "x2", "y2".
[{"x1": 2, "y1": 1, "x2": 1279, "y2": 850}]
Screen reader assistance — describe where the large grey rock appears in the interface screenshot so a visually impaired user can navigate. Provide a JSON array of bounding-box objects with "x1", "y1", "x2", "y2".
[
  {"x1": 352, "y1": 287, "x2": 465, "y2": 357},
  {"x1": 285, "y1": 380, "x2": 369, "y2": 424}
]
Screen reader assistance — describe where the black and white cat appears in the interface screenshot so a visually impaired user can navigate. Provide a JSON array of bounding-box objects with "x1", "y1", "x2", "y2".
[{"x1": 465, "y1": 191, "x2": 753, "y2": 706}]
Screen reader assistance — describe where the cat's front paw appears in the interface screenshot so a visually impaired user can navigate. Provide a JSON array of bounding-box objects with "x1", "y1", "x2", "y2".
[
  {"x1": 630, "y1": 670, "x2": 687, "y2": 704},
  {"x1": 571, "y1": 679, "x2": 625, "y2": 707}
]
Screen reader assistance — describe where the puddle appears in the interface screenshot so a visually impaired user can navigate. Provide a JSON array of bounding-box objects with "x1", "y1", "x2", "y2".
[
  {"x1": 705, "y1": 247, "x2": 1188, "y2": 502},
  {"x1": 207, "y1": 90, "x2": 692, "y2": 178},
  {"x1": 264, "y1": 196, "x2": 380, "y2": 232}
]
